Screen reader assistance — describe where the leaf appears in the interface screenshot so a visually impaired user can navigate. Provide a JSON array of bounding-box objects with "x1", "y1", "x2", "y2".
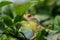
[
  {"x1": 42, "y1": 19, "x2": 53, "y2": 26},
  {"x1": 2, "y1": 16, "x2": 13, "y2": 26},
  {"x1": 0, "y1": 34, "x2": 8, "y2": 40},
  {"x1": 45, "y1": 0, "x2": 56, "y2": 6},
  {"x1": 57, "y1": 0, "x2": 60, "y2": 5},
  {"x1": 14, "y1": 15, "x2": 24, "y2": 23},
  {"x1": 35, "y1": 14, "x2": 50, "y2": 22},
  {"x1": 36, "y1": 29, "x2": 46, "y2": 40},
  {"x1": 34, "y1": 5, "x2": 53, "y2": 15},
  {"x1": 46, "y1": 30, "x2": 59, "y2": 40},
  {"x1": 0, "y1": 34, "x2": 17, "y2": 40},
  {"x1": 38, "y1": 0, "x2": 45, "y2": 4},
  {"x1": 3, "y1": 6, "x2": 14, "y2": 19},
  {"x1": 13, "y1": 2, "x2": 33, "y2": 16},
  {"x1": 28, "y1": 7, "x2": 36, "y2": 15},
  {"x1": 0, "y1": 1, "x2": 12, "y2": 7},
  {"x1": 8, "y1": 36, "x2": 17, "y2": 40},
  {"x1": 0, "y1": 21, "x2": 5, "y2": 33},
  {"x1": 15, "y1": 22, "x2": 21, "y2": 30},
  {"x1": 6, "y1": 27, "x2": 14, "y2": 33},
  {"x1": 54, "y1": 15, "x2": 60, "y2": 31}
]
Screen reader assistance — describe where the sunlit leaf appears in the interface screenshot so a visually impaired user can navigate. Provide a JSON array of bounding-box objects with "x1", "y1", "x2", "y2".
[
  {"x1": 38, "y1": 0, "x2": 45, "y2": 4},
  {"x1": 0, "y1": 1, "x2": 12, "y2": 7},
  {"x1": 14, "y1": 2, "x2": 33, "y2": 16}
]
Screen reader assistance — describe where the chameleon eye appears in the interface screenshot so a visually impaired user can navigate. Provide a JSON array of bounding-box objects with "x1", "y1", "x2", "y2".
[{"x1": 27, "y1": 14, "x2": 32, "y2": 18}]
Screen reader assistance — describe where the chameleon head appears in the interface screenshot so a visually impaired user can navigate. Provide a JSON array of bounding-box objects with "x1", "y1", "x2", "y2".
[{"x1": 23, "y1": 14, "x2": 35, "y2": 21}]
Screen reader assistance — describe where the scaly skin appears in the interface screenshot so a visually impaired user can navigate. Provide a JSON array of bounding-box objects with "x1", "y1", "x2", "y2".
[{"x1": 21, "y1": 20, "x2": 37, "y2": 32}]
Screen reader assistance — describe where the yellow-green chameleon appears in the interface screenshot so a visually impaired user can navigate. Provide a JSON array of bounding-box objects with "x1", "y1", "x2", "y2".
[{"x1": 19, "y1": 14, "x2": 43, "y2": 39}]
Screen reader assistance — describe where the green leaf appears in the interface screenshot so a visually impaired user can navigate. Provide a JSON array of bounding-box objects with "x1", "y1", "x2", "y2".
[
  {"x1": 42, "y1": 19, "x2": 53, "y2": 26},
  {"x1": 0, "y1": 21, "x2": 5, "y2": 33},
  {"x1": 0, "y1": 1, "x2": 12, "y2": 7},
  {"x1": 15, "y1": 22, "x2": 21, "y2": 30},
  {"x1": 45, "y1": 0, "x2": 56, "y2": 6},
  {"x1": 2, "y1": 16, "x2": 13, "y2": 26},
  {"x1": 3, "y1": 6, "x2": 14, "y2": 19},
  {"x1": 54, "y1": 15, "x2": 60, "y2": 31},
  {"x1": 8, "y1": 36, "x2": 17, "y2": 40},
  {"x1": 38, "y1": 0, "x2": 45, "y2": 4},
  {"x1": 36, "y1": 29, "x2": 46, "y2": 40},
  {"x1": 28, "y1": 7, "x2": 36, "y2": 15},
  {"x1": 35, "y1": 14, "x2": 50, "y2": 22},
  {"x1": 14, "y1": 15, "x2": 24, "y2": 23},
  {"x1": 14, "y1": 2, "x2": 33, "y2": 16},
  {"x1": 46, "y1": 30, "x2": 59, "y2": 40},
  {"x1": 6, "y1": 27, "x2": 13, "y2": 33},
  {"x1": 57, "y1": 0, "x2": 60, "y2": 5},
  {"x1": 0, "y1": 35, "x2": 17, "y2": 40},
  {"x1": 34, "y1": 5, "x2": 52, "y2": 15},
  {"x1": 0, "y1": 34, "x2": 8, "y2": 40}
]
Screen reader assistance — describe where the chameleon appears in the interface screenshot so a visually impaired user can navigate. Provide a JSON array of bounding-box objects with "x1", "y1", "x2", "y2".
[{"x1": 21, "y1": 14, "x2": 43, "y2": 40}]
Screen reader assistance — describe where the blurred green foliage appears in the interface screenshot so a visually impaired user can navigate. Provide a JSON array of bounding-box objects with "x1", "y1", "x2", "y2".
[{"x1": 0, "y1": 0, "x2": 60, "y2": 40}]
